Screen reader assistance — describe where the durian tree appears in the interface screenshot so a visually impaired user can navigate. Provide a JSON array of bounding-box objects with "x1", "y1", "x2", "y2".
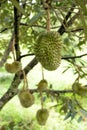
[{"x1": 0, "y1": 0, "x2": 87, "y2": 123}]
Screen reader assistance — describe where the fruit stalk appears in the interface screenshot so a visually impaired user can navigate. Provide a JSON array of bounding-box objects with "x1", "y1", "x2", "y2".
[{"x1": 46, "y1": 8, "x2": 50, "y2": 32}]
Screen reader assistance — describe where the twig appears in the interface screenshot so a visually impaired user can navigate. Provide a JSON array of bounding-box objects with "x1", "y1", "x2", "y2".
[
  {"x1": 29, "y1": 89, "x2": 73, "y2": 94},
  {"x1": 0, "y1": 32, "x2": 14, "y2": 67},
  {"x1": 69, "y1": 28, "x2": 83, "y2": 32},
  {"x1": 58, "y1": 4, "x2": 76, "y2": 34},
  {"x1": 73, "y1": 93, "x2": 87, "y2": 112},
  {"x1": 0, "y1": 28, "x2": 11, "y2": 33},
  {"x1": 18, "y1": 53, "x2": 34, "y2": 60},
  {"x1": 62, "y1": 53, "x2": 87, "y2": 60},
  {"x1": 18, "y1": 52, "x2": 87, "y2": 60}
]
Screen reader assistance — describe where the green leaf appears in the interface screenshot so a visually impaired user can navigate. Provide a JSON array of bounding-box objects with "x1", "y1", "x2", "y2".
[
  {"x1": 62, "y1": 66, "x2": 70, "y2": 73},
  {"x1": 11, "y1": 0, "x2": 25, "y2": 15},
  {"x1": 28, "y1": 11, "x2": 45, "y2": 26},
  {"x1": 64, "y1": 111, "x2": 71, "y2": 120},
  {"x1": 77, "y1": 116, "x2": 83, "y2": 123},
  {"x1": 76, "y1": 0, "x2": 87, "y2": 15},
  {"x1": 71, "y1": 111, "x2": 77, "y2": 120}
]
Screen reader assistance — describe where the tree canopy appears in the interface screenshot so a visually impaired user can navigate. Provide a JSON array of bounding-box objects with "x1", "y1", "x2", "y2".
[{"x1": 0, "y1": 0, "x2": 87, "y2": 122}]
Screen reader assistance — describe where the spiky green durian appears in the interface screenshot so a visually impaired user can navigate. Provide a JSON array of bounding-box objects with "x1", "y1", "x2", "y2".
[
  {"x1": 34, "y1": 31, "x2": 62, "y2": 71},
  {"x1": 36, "y1": 108, "x2": 49, "y2": 125}
]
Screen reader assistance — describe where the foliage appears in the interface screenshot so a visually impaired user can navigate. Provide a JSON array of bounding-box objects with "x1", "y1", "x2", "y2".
[{"x1": 0, "y1": 0, "x2": 87, "y2": 127}]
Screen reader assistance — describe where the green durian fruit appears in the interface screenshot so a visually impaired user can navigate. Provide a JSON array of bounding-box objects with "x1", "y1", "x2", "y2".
[
  {"x1": 72, "y1": 82, "x2": 87, "y2": 96},
  {"x1": 36, "y1": 108, "x2": 49, "y2": 125},
  {"x1": 18, "y1": 89, "x2": 35, "y2": 108},
  {"x1": 37, "y1": 79, "x2": 48, "y2": 92},
  {"x1": 12, "y1": 61, "x2": 22, "y2": 71},
  {"x1": 5, "y1": 61, "x2": 22, "y2": 73},
  {"x1": 34, "y1": 31, "x2": 62, "y2": 71}
]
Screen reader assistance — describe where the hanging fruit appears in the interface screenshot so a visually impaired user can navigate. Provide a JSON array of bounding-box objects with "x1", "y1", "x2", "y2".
[
  {"x1": 34, "y1": 31, "x2": 62, "y2": 71},
  {"x1": 36, "y1": 108, "x2": 49, "y2": 125},
  {"x1": 5, "y1": 61, "x2": 22, "y2": 73},
  {"x1": 18, "y1": 88, "x2": 35, "y2": 108},
  {"x1": 37, "y1": 79, "x2": 48, "y2": 92}
]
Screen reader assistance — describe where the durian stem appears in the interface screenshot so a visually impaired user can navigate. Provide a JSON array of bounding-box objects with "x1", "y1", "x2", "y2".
[
  {"x1": 46, "y1": 8, "x2": 50, "y2": 32},
  {"x1": 41, "y1": 65, "x2": 44, "y2": 80},
  {"x1": 12, "y1": 39, "x2": 16, "y2": 61},
  {"x1": 40, "y1": 92, "x2": 44, "y2": 110},
  {"x1": 22, "y1": 70, "x2": 28, "y2": 90}
]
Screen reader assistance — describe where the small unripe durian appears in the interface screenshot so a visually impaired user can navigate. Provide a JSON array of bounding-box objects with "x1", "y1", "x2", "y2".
[
  {"x1": 5, "y1": 61, "x2": 22, "y2": 73},
  {"x1": 18, "y1": 89, "x2": 34, "y2": 108},
  {"x1": 34, "y1": 31, "x2": 63, "y2": 71},
  {"x1": 12, "y1": 61, "x2": 22, "y2": 71},
  {"x1": 5, "y1": 63, "x2": 13, "y2": 73},
  {"x1": 37, "y1": 79, "x2": 48, "y2": 92},
  {"x1": 36, "y1": 108, "x2": 49, "y2": 125},
  {"x1": 73, "y1": 82, "x2": 87, "y2": 96}
]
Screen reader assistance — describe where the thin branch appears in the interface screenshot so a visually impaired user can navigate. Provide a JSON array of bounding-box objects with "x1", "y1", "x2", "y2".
[
  {"x1": 0, "y1": 32, "x2": 14, "y2": 67},
  {"x1": 0, "y1": 28, "x2": 11, "y2": 33},
  {"x1": 18, "y1": 52, "x2": 87, "y2": 60},
  {"x1": 29, "y1": 89, "x2": 73, "y2": 94},
  {"x1": 69, "y1": 28, "x2": 83, "y2": 32},
  {"x1": 20, "y1": 23, "x2": 46, "y2": 29},
  {"x1": 73, "y1": 93, "x2": 87, "y2": 112},
  {"x1": 66, "y1": 11, "x2": 80, "y2": 29},
  {"x1": 58, "y1": 4, "x2": 76, "y2": 34},
  {"x1": 18, "y1": 53, "x2": 34, "y2": 60},
  {"x1": 62, "y1": 53, "x2": 87, "y2": 60},
  {"x1": 20, "y1": 23, "x2": 83, "y2": 33}
]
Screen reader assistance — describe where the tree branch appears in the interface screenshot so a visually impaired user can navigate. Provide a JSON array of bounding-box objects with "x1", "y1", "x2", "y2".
[
  {"x1": 0, "y1": 32, "x2": 14, "y2": 67},
  {"x1": 58, "y1": 4, "x2": 76, "y2": 34},
  {"x1": 0, "y1": 57, "x2": 38, "y2": 110},
  {"x1": 62, "y1": 53, "x2": 87, "y2": 60},
  {"x1": 14, "y1": 1, "x2": 21, "y2": 60},
  {"x1": 0, "y1": 27, "x2": 11, "y2": 33},
  {"x1": 69, "y1": 28, "x2": 83, "y2": 33},
  {"x1": 30, "y1": 89, "x2": 73, "y2": 94},
  {"x1": 18, "y1": 52, "x2": 87, "y2": 61}
]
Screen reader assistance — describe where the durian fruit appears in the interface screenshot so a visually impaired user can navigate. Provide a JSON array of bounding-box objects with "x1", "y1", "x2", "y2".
[
  {"x1": 12, "y1": 61, "x2": 22, "y2": 71},
  {"x1": 36, "y1": 108, "x2": 49, "y2": 125},
  {"x1": 18, "y1": 89, "x2": 35, "y2": 108},
  {"x1": 5, "y1": 61, "x2": 22, "y2": 73},
  {"x1": 5, "y1": 63, "x2": 13, "y2": 73},
  {"x1": 37, "y1": 79, "x2": 48, "y2": 92},
  {"x1": 73, "y1": 82, "x2": 87, "y2": 96},
  {"x1": 34, "y1": 31, "x2": 63, "y2": 71}
]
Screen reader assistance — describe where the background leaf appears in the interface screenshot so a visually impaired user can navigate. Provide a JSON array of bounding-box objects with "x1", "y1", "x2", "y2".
[{"x1": 11, "y1": 0, "x2": 25, "y2": 14}]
